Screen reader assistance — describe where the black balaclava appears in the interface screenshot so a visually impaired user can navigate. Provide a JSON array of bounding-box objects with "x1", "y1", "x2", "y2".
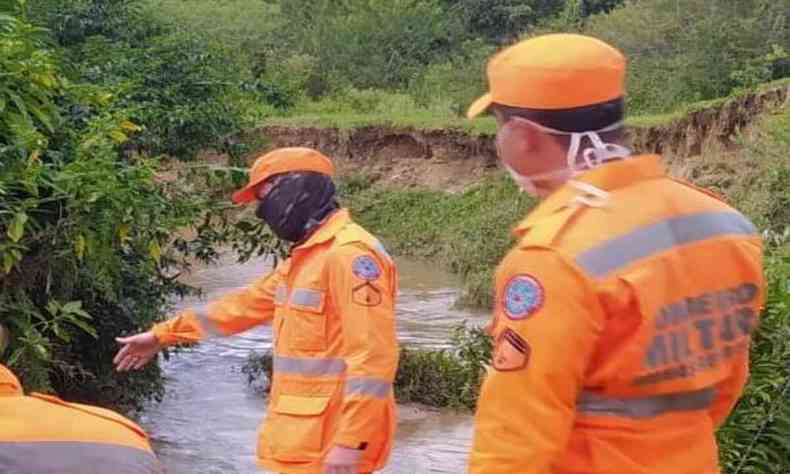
[{"x1": 255, "y1": 171, "x2": 339, "y2": 242}]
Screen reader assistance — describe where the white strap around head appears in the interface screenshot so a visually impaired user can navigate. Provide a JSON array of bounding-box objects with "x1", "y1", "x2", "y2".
[{"x1": 530, "y1": 120, "x2": 631, "y2": 172}]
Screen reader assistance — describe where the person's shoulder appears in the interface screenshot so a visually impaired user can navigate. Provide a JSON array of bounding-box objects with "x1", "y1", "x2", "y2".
[
  {"x1": 665, "y1": 176, "x2": 730, "y2": 205},
  {"x1": 334, "y1": 221, "x2": 393, "y2": 262}
]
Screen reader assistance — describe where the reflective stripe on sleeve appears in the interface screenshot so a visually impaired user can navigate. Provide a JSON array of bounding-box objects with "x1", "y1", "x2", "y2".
[
  {"x1": 0, "y1": 441, "x2": 162, "y2": 474},
  {"x1": 193, "y1": 306, "x2": 222, "y2": 337},
  {"x1": 289, "y1": 288, "x2": 323, "y2": 310},
  {"x1": 345, "y1": 377, "x2": 392, "y2": 399}
]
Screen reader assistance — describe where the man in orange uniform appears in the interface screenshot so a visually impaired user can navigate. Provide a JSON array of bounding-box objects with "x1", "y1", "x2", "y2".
[
  {"x1": 0, "y1": 324, "x2": 163, "y2": 473},
  {"x1": 465, "y1": 34, "x2": 764, "y2": 473},
  {"x1": 114, "y1": 147, "x2": 399, "y2": 474}
]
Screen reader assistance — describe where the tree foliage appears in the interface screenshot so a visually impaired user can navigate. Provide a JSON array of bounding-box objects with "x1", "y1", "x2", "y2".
[{"x1": 0, "y1": 0, "x2": 277, "y2": 409}]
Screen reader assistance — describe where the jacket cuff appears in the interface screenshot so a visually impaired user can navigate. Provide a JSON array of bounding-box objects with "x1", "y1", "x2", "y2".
[
  {"x1": 332, "y1": 434, "x2": 368, "y2": 451},
  {"x1": 151, "y1": 322, "x2": 175, "y2": 346}
]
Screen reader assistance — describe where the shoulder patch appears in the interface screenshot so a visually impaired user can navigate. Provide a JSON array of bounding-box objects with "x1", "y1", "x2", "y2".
[
  {"x1": 353, "y1": 283, "x2": 382, "y2": 307},
  {"x1": 352, "y1": 255, "x2": 381, "y2": 281},
  {"x1": 492, "y1": 328, "x2": 531, "y2": 371},
  {"x1": 503, "y1": 274, "x2": 544, "y2": 320}
]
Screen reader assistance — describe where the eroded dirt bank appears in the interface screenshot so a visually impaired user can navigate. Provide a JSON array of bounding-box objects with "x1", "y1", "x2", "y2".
[{"x1": 255, "y1": 84, "x2": 788, "y2": 190}]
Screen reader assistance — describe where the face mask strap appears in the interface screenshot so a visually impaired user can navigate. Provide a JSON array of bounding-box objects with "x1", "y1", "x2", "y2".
[
  {"x1": 500, "y1": 118, "x2": 631, "y2": 200},
  {"x1": 528, "y1": 120, "x2": 631, "y2": 172}
]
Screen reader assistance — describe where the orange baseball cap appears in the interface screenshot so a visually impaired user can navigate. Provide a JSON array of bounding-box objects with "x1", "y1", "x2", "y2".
[
  {"x1": 467, "y1": 34, "x2": 626, "y2": 119},
  {"x1": 232, "y1": 147, "x2": 335, "y2": 204}
]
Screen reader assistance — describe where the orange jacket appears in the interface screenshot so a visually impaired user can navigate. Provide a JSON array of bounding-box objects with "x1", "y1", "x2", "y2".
[
  {"x1": 470, "y1": 155, "x2": 764, "y2": 474},
  {"x1": 153, "y1": 209, "x2": 399, "y2": 474},
  {"x1": 0, "y1": 364, "x2": 161, "y2": 473}
]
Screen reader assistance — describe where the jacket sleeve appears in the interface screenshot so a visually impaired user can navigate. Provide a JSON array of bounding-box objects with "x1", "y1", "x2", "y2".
[
  {"x1": 326, "y1": 244, "x2": 399, "y2": 449},
  {"x1": 469, "y1": 248, "x2": 604, "y2": 474},
  {"x1": 152, "y1": 270, "x2": 280, "y2": 346}
]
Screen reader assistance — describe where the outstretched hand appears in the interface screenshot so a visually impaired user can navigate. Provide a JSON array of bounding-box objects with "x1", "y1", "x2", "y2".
[{"x1": 114, "y1": 331, "x2": 161, "y2": 372}]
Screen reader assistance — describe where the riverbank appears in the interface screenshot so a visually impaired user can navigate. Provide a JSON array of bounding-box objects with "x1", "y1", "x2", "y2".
[
  {"x1": 254, "y1": 80, "x2": 790, "y2": 191},
  {"x1": 243, "y1": 108, "x2": 790, "y2": 472}
]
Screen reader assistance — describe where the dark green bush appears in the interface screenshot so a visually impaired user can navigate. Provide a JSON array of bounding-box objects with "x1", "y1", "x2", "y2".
[{"x1": 1, "y1": 0, "x2": 277, "y2": 410}]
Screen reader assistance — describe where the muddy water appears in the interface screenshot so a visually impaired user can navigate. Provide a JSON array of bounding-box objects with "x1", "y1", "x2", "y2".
[{"x1": 138, "y1": 252, "x2": 488, "y2": 473}]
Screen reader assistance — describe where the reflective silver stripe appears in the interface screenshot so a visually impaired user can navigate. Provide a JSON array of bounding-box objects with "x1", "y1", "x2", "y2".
[
  {"x1": 0, "y1": 441, "x2": 162, "y2": 474},
  {"x1": 576, "y1": 211, "x2": 757, "y2": 278},
  {"x1": 194, "y1": 306, "x2": 222, "y2": 337},
  {"x1": 373, "y1": 239, "x2": 393, "y2": 261},
  {"x1": 273, "y1": 355, "x2": 346, "y2": 376},
  {"x1": 345, "y1": 377, "x2": 392, "y2": 399},
  {"x1": 576, "y1": 387, "x2": 716, "y2": 418},
  {"x1": 274, "y1": 284, "x2": 288, "y2": 305},
  {"x1": 290, "y1": 288, "x2": 323, "y2": 310}
]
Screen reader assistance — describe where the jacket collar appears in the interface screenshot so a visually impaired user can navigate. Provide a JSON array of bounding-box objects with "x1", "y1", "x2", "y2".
[
  {"x1": 292, "y1": 208, "x2": 352, "y2": 252},
  {"x1": 514, "y1": 155, "x2": 665, "y2": 236}
]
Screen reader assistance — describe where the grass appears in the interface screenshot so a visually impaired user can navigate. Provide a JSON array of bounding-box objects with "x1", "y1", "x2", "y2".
[
  {"x1": 266, "y1": 79, "x2": 790, "y2": 133},
  {"x1": 144, "y1": 0, "x2": 280, "y2": 56},
  {"x1": 338, "y1": 173, "x2": 536, "y2": 308},
  {"x1": 266, "y1": 111, "x2": 499, "y2": 135}
]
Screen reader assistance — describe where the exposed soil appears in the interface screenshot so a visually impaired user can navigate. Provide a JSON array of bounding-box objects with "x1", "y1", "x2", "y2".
[{"x1": 209, "y1": 84, "x2": 789, "y2": 192}]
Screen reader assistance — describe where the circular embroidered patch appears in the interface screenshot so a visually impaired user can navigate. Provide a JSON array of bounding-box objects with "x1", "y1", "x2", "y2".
[
  {"x1": 352, "y1": 255, "x2": 381, "y2": 281},
  {"x1": 503, "y1": 274, "x2": 545, "y2": 320}
]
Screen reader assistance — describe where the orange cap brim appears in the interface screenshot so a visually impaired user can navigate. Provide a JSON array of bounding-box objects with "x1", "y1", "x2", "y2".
[
  {"x1": 466, "y1": 92, "x2": 493, "y2": 119},
  {"x1": 232, "y1": 185, "x2": 257, "y2": 204}
]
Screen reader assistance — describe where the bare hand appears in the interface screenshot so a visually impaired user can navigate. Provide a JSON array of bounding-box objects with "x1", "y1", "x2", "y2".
[
  {"x1": 323, "y1": 445, "x2": 364, "y2": 474},
  {"x1": 113, "y1": 331, "x2": 161, "y2": 372}
]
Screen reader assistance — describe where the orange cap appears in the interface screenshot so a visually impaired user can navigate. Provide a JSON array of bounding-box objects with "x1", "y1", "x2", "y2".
[
  {"x1": 232, "y1": 147, "x2": 335, "y2": 204},
  {"x1": 467, "y1": 34, "x2": 626, "y2": 118}
]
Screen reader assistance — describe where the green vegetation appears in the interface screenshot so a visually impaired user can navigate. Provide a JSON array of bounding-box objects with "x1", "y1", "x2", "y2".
[
  {"x1": 340, "y1": 174, "x2": 533, "y2": 307},
  {"x1": 148, "y1": 0, "x2": 787, "y2": 130},
  {"x1": 0, "y1": 0, "x2": 277, "y2": 409}
]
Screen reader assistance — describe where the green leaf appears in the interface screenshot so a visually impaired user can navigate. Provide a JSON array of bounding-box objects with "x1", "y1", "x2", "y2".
[
  {"x1": 2, "y1": 252, "x2": 15, "y2": 274},
  {"x1": 61, "y1": 301, "x2": 82, "y2": 314},
  {"x1": 63, "y1": 301, "x2": 92, "y2": 320},
  {"x1": 7, "y1": 347, "x2": 23, "y2": 366},
  {"x1": 67, "y1": 318, "x2": 97, "y2": 338},
  {"x1": 28, "y1": 104, "x2": 55, "y2": 133},
  {"x1": 33, "y1": 343, "x2": 48, "y2": 360},
  {"x1": 7, "y1": 92, "x2": 30, "y2": 122},
  {"x1": 118, "y1": 224, "x2": 131, "y2": 243},
  {"x1": 7, "y1": 212, "x2": 28, "y2": 242},
  {"x1": 74, "y1": 235, "x2": 85, "y2": 260},
  {"x1": 148, "y1": 240, "x2": 161, "y2": 263},
  {"x1": 110, "y1": 130, "x2": 128, "y2": 144}
]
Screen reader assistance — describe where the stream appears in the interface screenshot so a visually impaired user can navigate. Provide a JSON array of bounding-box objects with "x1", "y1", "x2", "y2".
[{"x1": 138, "y1": 253, "x2": 488, "y2": 473}]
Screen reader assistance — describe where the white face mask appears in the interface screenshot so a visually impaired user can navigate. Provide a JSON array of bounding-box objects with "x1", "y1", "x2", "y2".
[{"x1": 499, "y1": 119, "x2": 632, "y2": 200}]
